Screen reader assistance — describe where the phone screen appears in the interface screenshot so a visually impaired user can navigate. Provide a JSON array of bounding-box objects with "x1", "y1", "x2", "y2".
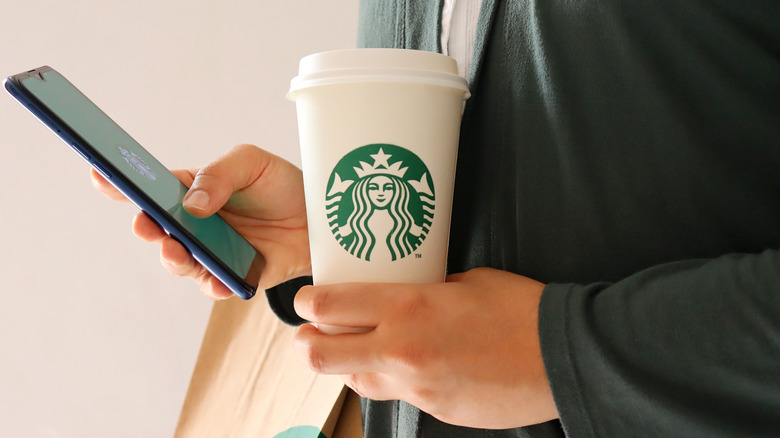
[{"x1": 9, "y1": 68, "x2": 261, "y2": 298}]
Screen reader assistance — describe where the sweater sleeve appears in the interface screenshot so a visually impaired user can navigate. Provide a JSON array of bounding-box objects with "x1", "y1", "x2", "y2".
[{"x1": 538, "y1": 249, "x2": 780, "y2": 437}]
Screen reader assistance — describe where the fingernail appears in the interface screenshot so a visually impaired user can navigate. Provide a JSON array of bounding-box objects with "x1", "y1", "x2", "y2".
[{"x1": 185, "y1": 189, "x2": 209, "y2": 211}]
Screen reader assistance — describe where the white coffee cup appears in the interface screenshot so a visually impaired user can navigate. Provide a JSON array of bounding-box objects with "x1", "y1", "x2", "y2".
[{"x1": 287, "y1": 49, "x2": 470, "y2": 333}]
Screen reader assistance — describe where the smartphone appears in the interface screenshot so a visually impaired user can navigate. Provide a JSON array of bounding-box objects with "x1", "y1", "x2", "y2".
[{"x1": 5, "y1": 66, "x2": 264, "y2": 300}]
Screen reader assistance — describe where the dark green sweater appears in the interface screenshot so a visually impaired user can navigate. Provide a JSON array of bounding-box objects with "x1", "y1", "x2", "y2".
[
  {"x1": 265, "y1": 0, "x2": 779, "y2": 436},
  {"x1": 349, "y1": 0, "x2": 780, "y2": 437}
]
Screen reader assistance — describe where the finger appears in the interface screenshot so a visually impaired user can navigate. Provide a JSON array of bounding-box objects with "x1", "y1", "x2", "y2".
[
  {"x1": 159, "y1": 237, "x2": 234, "y2": 300},
  {"x1": 90, "y1": 168, "x2": 129, "y2": 203},
  {"x1": 200, "y1": 275, "x2": 235, "y2": 301},
  {"x1": 294, "y1": 283, "x2": 391, "y2": 328},
  {"x1": 132, "y1": 212, "x2": 167, "y2": 242},
  {"x1": 159, "y1": 237, "x2": 202, "y2": 277},
  {"x1": 171, "y1": 168, "x2": 197, "y2": 187},
  {"x1": 294, "y1": 323, "x2": 381, "y2": 375},
  {"x1": 182, "y1": 144, "x2": 273, "y2": 218}
]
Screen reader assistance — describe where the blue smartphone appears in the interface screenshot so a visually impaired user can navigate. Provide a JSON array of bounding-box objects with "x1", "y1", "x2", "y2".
[{"x1": 5, "y1": 66, "x2": 264, "y2": 300}]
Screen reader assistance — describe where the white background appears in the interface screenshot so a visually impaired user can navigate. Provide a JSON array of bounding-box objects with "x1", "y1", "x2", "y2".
[{"x1": 0, "y1": 1, "x2": 359, "y2": 436}]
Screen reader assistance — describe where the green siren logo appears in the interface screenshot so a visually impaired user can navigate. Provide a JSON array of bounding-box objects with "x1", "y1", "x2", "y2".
[{"x1": 326, "y1": 144, "x2": 434, "y2": 262}]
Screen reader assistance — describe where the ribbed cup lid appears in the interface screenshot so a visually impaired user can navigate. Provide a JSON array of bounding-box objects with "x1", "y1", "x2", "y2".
[{"x1": 287, "y1": 49, "x2": 470, "y2": 100}]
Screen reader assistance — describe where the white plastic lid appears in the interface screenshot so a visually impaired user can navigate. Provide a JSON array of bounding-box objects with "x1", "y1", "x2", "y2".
[{"x1": 287, "y1": 48, "x2": 470, "y2": 100}]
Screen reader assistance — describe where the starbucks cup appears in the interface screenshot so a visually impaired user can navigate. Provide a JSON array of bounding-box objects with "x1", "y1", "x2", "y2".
[{"x1": 287, "y1": 49, "x2": 470, "y2": 333}]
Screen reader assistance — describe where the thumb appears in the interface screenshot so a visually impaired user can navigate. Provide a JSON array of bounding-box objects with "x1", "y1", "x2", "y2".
[
  {"x1": 182, "y1": 187, "x2": 215, "y2": 217},
  {"x1": 182, "y1": 144, "x2": 269, "y2": 217}
]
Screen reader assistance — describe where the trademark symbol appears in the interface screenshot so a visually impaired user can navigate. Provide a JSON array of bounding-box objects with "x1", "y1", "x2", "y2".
[{"x1": 415, "y1": 253, "x2": 422, "y2": 259}]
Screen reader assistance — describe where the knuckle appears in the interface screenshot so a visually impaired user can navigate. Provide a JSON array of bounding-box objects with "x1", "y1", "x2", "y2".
[
  {"x1": 409, "y1": 386, "x2": 438, "y2": 408},
  {"x1": 388, "y1": 342, "x2": 435, "y2": 371},
  {"x1": 193, "y1": 166, "x2": 221, "y2": 187},
  {"x1": 304, "y1": 346, "x2": 326, "y2": 374},
  {"x1": 294, "y1": 331, "x2": 326, "y2": 374},
  {"x1": 407, "y1": 384, "x2": 451, "y2": 421},
  {"x1": 234, "y1": 143, "x2": 259, "y2": 154},
  {"x1": 161, "y1": 257, "x2": 186, "y2": 277},
  {"x1": 394, "y1": 291, "x2": 428, "y2": 321},
  {"x1": 306, "y1": 288, "x2": 331, "y2": 321},
  {"x1": 161, "y1": 251, "x2": 192, "y2": 277},
  {"x1": 196, "y1": 273, "x2": 216, "y2": 294},
  {"x1": 199, "y1": 281, "x2": 215, "y2": 299},
  {"x1": 190, "y1": 265, "x2": 213, "y2": 287}
]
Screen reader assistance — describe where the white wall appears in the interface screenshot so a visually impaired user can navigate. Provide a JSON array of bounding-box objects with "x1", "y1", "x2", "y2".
[{"x1": 0, "y1": 1, "x2": 359, "y2": 436}]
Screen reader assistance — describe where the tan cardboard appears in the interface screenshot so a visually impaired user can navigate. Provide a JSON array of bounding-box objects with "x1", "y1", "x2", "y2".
[{"x1": 175, "y1": 294, "x2": 353, "y2": 437}]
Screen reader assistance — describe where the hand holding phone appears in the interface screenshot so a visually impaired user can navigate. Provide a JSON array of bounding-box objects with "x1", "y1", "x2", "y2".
[
  {"x1": 90, "y1": 166, "x2": 241, "y2": 300},
  {"x1": 6, "y1": 67, "x2": 311, "y2": 299},
  {"x1": 92, "y1": 144, "x2": 313, "y2": 299}
]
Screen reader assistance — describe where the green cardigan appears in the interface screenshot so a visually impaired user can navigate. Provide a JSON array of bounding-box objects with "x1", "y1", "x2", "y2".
[{"x1": 354, "y1": 0, "x2": 780, "y2": 437}]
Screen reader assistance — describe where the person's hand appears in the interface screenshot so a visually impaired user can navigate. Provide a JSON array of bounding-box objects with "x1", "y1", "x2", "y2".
[
  {"x1": 91, "y1": 144, "x2": 310, "y2": 299},
  {"x1": 293, "y1": 267, "x2": 559, "y2": 429}
]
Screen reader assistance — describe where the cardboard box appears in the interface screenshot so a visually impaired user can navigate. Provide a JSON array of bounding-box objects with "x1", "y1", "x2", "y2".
[{"x1": 175, "y1": 295, "x2": 361, "y2": 437}]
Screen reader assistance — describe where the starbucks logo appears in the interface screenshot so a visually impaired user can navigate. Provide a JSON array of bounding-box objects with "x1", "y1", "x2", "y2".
[{"x1": 326, "y1": 144, "x2": 434, "y2": 262}]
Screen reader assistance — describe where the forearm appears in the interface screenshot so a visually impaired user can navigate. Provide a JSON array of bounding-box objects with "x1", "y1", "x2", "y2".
[{"x1": 539, "y1": 249, "x2": 780, "y2": 437}]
